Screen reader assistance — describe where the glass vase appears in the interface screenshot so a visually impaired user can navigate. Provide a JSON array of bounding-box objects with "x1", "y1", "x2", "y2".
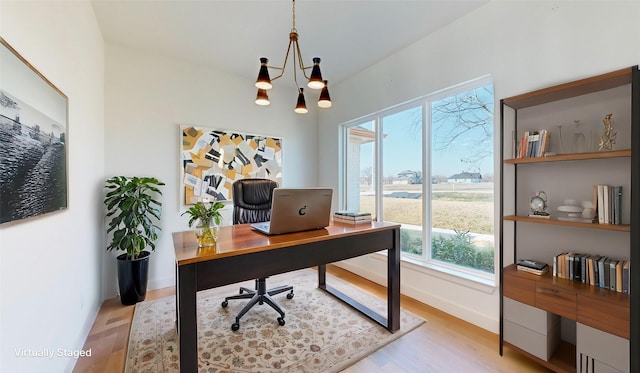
[{"x1": 195, "y1": 220, "x2": 219, "y2": 247}]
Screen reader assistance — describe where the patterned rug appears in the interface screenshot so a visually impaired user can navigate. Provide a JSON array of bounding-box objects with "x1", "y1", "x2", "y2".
[{"x1": 125, "y1": 268, "x2": 425, "y2": 372}]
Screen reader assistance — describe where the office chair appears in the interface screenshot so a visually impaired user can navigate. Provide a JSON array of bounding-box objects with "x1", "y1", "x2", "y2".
[{"x1": 221, "y1": 178, "x2": 294, "y2": 331}]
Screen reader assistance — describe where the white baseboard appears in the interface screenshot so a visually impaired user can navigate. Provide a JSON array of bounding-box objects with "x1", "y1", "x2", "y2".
[
  {"x1": 334, "y1": 261, "x2": 499, "y2": 334},
  {"x1": 65, "y1": 304, "x2": 101, "y2": 372}
]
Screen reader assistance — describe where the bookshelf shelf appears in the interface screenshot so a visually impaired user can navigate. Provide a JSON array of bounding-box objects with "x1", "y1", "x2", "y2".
[
  {"x1": 504, "y1": 149, "x2": 631, "y2": 164},
  {"x1": 503, "y1": 215, "x2": 630, "y2": 232},
  {"x1": 500, "y1": 66, "x2": 639, "y2": 373}
]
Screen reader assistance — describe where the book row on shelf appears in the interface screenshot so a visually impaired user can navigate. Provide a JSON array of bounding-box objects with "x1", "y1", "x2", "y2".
[
  {"x1": 333, "y1": 211, "x2": 372, "y2": 225},
  {"x1": 515, "y1": 129, "x2": 550, "y2": 158},
  {"x1": 595, "y1": 184, "x2": 623, "y2": 225},
  {"x1": 553, "y1": 252, "x2": 630, "y2": 294}
]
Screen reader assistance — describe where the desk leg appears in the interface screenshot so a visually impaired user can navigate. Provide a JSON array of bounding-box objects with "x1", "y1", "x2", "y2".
[
  {"x1": 387, "y1": 227, "x2": 401, "y2": 332},
  {"x1": 318, "y1": 264, "x2": 326, "y2": 286},
  {"x1": 177, "y1": 264, "x2": 198, "y2": 373}
]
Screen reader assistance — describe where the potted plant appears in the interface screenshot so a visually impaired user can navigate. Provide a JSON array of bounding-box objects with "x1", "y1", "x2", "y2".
[
  {"x1": 182, "y1": 199, "x2": 224, "y2": 247},
  {"x1": 104, "y1": 176, "x2": 164, "y2": 305}
]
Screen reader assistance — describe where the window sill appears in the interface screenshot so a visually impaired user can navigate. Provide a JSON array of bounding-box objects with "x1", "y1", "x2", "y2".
[{"x1": 371, "y1": 251, "x2": 497, "y2": 294}]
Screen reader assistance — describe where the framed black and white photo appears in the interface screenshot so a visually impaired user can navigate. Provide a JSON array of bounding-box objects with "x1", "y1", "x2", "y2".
[{"x1": 0, "y1": 38, "x2": 68, "y2": 224}]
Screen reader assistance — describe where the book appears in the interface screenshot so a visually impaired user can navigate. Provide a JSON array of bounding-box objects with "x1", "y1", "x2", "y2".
[
  {"x1": 517, "y1": 259, "x2": 549, "y2": 275},
  {"x1": 603, "y1": 185, "x2": 610, "y2": 224},
  {"x1": 609, "y1": 258, "x2": 618, "y2": 291},
  {"x1": 603, "y1": 257, "x2": 611, "y2": 289},
  {"x1": 598, "y1": 256, "x2": 607, "y2": 288},
  {"x1": 616, "y1": 260, "x2": 623, "y2": 292},
  {"x1": 623, "y1": 261, "x2": 630, "y2": 294},
  {"x1": 333, "y1": 216, "x2": 372, "y2": 224},
  {"x1": 612, "y1": 186, "x2": 622, "y2": 224},
  {"x1": 597, "y1": 184, "x2": 605, "y2": 224},
  {"x1": 528, "y1": 213, "x2": 551, "y2": 219},
  {"x1": 517, "y1": 265, "x2": 549, "y2": 275},
  {"x1": 334, "y1": 211, "x2": 372, "y2": 220}
]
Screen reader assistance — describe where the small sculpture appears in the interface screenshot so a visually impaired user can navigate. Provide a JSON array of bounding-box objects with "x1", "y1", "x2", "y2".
[{"x1": 599, "y1": 113, "x2": 616, "y2": 151}]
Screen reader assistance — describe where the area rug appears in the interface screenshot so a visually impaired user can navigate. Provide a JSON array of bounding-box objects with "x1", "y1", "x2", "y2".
[{"x1": 125, "y1": 268, "x2": 425, "y2": 372}]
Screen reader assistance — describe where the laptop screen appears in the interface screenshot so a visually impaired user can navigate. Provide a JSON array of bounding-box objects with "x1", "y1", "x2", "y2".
[{"x1": 252, "y1": 188, "x2": 333, "y2": 235}]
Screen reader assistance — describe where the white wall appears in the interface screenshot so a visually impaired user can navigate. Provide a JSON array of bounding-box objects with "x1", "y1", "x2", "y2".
[
  {"x1": 103, "y1": 44, "x2": 319, "y2": 297},
  {"x1": 0, "y1": 1, "x2": 105, "y2": 372},
  {"x1": 319, "y1": 1, "x2": 640, "y2": 332}
]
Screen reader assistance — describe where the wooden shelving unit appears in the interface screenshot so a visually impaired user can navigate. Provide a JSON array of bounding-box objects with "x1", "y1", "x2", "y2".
[{"x1": 499, "y1": 66, "x2": 639, "y2": 373}]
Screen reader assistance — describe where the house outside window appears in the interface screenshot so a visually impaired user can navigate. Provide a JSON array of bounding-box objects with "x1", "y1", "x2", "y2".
[{"x1": 340, "y1": 76, "x2": 495, "y2": 278}]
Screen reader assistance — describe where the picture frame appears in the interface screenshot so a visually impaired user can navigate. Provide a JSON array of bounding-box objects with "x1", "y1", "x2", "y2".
[
  {"x1": 181, "y1": 126, "x2": 283, "y2": 203},
  {"x1": 0, "y1": 37, "x2": 69, "y2": 224}
]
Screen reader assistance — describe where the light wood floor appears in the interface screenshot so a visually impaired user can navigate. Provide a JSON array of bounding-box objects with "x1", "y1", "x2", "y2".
[{"x1": 73, "y1": 265, "x2": 550, "y2": 372}]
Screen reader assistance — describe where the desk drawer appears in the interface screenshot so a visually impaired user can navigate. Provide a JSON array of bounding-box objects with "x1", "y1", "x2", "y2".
[
  {"x1": 504, "y1": 274, "x2": 536, "y2": 306},
  {"x1": 535, "y1": 283, "x2": 576, "y2": 319}
]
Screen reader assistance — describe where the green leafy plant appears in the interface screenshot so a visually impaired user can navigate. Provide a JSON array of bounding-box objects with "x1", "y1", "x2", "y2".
[
  {"x1": 181, "y1": 200, "x2": 224, "y2": 227},
  {"x1": 104, "y1": 176, "x2": 165, "y2": 260},
  {"x1": 182, "y1": 200, "x2": 224, "y2": 247},
  {"x1": 432, "y1": 230, "x2": 494, "y2": 272}
]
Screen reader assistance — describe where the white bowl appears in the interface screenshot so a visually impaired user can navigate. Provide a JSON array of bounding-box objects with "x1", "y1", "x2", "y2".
[{"x1": 557, "y1": 205, "x2": 583, "y2": 213}]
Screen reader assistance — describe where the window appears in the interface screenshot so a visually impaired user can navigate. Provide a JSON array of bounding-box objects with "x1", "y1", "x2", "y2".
[{"x1": 341, "y1": 77, "x2": 495, "y2": 276}]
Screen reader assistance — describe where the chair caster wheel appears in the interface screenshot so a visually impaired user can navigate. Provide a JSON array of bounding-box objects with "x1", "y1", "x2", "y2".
[
  {"x1": 277, "y1": 317, "x2": 285, "y2": 326},
  {"x1": 231, "y1": 323, "x2": 240, "y2": 331},
  {"x1": 286, "y1": 292, "x2": 294, "y2": 299},
  {"x1": 221, "y1": 300, "x2": 228, "y2": 308}
]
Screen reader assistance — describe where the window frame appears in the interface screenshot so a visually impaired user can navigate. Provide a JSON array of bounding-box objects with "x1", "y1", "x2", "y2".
[{"x1": 339, "y1": 75, "x2": 495, "y2": 284}]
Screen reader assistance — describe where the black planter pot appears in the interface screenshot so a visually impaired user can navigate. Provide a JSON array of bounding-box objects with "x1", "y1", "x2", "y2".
[{"x1": 116, "y1": 251, "x2": 150, "y2": 305}]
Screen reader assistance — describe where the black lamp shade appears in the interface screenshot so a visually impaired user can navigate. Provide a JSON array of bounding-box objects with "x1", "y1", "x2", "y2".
[
  {"x1": 307, "y1": 57, "x2": 324, "y2": 89},
  {"x1": 295, "y1": 88, "x2": 308, "y2": 114},
  {"x1": 255, "y1": 88, "x2": 270, "y2": 106},
  {"x1": 318, "y1": 80, "x2": 332, "y2": 108},
  {"x1": 255, "y1": 57, "x2": 273, "y2": 90}
]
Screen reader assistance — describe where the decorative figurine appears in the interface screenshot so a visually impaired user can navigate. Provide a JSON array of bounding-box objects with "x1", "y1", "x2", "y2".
[{"x1": 599, "y1": 113, "x2": 616, "y2": 151}]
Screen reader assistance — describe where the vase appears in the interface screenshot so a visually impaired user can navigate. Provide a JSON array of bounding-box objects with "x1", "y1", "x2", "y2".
[
  {"x1": 573, "y1": 132, "x2": 586, "y2": 153},
  {"x1": 116, "y1": 251, "x2": 150, "y2": 305},
  {"x1": 195, "y1": 220, "x2": 219, "y2": 247}
]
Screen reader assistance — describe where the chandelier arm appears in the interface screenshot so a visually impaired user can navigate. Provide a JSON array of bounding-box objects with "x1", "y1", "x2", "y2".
[
  {"x1": 292, "y1": 40, "x2": 301, "y2": 89},
  {"x1": 267, "y1": 36, "x2": 295, "y2": 81},
  {"x1": 294, "y1": 39, "x2": 312, "y2": 80}
]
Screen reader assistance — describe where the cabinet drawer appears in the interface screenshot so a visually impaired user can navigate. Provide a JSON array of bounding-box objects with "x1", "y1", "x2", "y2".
[
  {"x1": 535, "y1": 283, "x2": 576, "y2": 319},
  {"x1": 504, "y1": 274, "x2": 536, "y2": 306},
  {"x1": 577, "y1": 294, "x2": 629, "y2": 339},
  {"x1": 504, "y1": 320, "x2": 560, "y2": 362},
  {"x1": 577, "y1": 323, "x2": 629, "y2": 373},
  {"x1": 504, "y1": 297, "x2": 559, "y2": 335}
]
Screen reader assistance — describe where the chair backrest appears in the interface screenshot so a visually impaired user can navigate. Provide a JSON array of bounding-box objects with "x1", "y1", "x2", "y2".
[{"x1": 232, "y1": 178, "x2": 279, "y2": 225}]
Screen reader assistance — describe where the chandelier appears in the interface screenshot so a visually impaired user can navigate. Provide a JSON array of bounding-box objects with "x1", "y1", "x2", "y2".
[{"x1": 254, "y1": 0, "x2": 332, "y2": 113}]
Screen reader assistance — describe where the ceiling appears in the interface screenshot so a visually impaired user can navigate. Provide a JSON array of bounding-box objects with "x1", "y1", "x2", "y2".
[{"x1": 91, "y1": 0, "x2": 488, "y2": 88}]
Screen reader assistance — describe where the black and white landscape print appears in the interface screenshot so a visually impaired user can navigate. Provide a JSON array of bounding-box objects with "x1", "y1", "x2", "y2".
[{"x1": 0, "y1": 89, "x2": 67, "y2": 224}]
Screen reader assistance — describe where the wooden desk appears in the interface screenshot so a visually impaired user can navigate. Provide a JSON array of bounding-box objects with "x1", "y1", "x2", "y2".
[{"x1": 173, "y1": 221, "x2": 401, "y2": 372}]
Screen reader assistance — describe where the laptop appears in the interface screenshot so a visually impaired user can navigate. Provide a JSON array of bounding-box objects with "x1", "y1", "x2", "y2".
[{"x1": 251, "y1": 188, "x2": 333, "y2": 235}]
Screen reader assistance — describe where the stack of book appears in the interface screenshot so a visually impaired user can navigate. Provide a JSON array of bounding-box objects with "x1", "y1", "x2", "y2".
[
  {"x1": 516, "y1": 129, "x2": 550, "y2": 158},
  {"x1": 595, "y1": 184, "x2": 623, "y2": 225},
  {"x1": 516, "y1": 259, "x2": 550, "y2": 275},
  {"x1": 553, "y1": 252, "x2": 630, "y2": 294},
  {"x1": 333, "y1": 211, "x2": 372, "y2": 225}
]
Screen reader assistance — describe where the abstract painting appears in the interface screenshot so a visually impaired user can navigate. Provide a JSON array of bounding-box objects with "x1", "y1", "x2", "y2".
[
  {"x1": 181, "y1": 126, "x2": 282, "y2": 203},
  {"x1": 0, "y1": 38, "x2": 68, "y2": 224}
]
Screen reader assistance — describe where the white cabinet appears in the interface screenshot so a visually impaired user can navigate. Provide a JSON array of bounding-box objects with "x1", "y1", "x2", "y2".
[
  {"x1": 577, "y1": 323, "x2": 629, "y2": 373},
  {"x1": 503, "y1": 298, "x2": 560, "y2": 361}
]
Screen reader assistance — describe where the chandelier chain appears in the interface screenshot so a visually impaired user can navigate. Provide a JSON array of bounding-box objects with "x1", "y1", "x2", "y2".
[{"x1": 291, "y1": 0, "x2": 296, "y2": 32}]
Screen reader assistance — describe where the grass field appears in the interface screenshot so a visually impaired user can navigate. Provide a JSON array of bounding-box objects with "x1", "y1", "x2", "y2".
[{"x1": 358, "y1": 183, "x2": 494, "y2": 235}]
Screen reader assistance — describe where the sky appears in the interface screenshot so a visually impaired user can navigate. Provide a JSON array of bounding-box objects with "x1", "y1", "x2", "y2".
[{"x1": 356, "y1": 84, "x2": 494, "y2": 179}]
